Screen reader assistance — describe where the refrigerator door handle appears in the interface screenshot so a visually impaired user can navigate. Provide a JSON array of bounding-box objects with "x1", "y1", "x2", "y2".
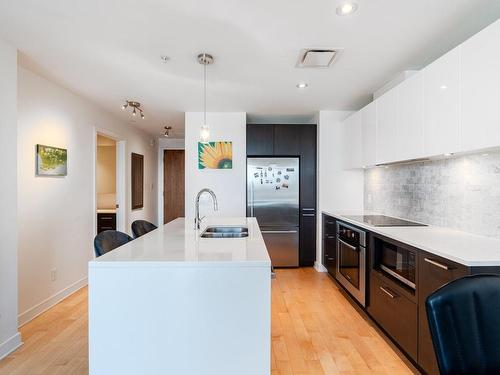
[
  {"x1": 261, "y1": 230, "x2": 298, "y2": 234},
  {"x1": 250, "y1": 181, "x2": 255, "y2": 217}
]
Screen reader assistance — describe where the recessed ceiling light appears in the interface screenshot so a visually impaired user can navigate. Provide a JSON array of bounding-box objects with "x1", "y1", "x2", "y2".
[
  {"x1": 296, "y1": 83, "x2": 308, "y2": 89},
  {"x1": 440, "y1": 85, "x2": 448, "y2": 90},
  {"x1": 160, "y1": 55, "x2": 170, "y2": 63},
  {"x1": 336, "y1": 2, "x2": 358, "y2": 16}
]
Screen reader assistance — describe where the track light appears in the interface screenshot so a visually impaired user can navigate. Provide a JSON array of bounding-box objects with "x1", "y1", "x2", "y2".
[
  {"x1": 163, "y1": 126, "x2": 172, "y2": 137},
  {"x1": 121, "y1": 100, "x2": 145, "y2": 120}
]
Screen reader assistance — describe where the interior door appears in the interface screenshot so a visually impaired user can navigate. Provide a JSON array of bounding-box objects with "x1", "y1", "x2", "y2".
[{"x1": 163, "y1": 150, "x2": 185, "y2": 224}]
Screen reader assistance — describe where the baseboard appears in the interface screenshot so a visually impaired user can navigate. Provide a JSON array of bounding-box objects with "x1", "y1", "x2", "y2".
[
  {"x1": 18, "y1": 277, "x2": 88, "y2": 327},
  {"x1": 314, "y1": 261, "x2": 327, "y2": 272},
  {"x1": 0, "y1": 332, "x2": 22, "y2": 361}
]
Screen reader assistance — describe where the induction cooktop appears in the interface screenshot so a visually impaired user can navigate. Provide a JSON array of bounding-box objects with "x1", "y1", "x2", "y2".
[{"x1": 343, "y1": 215, "x2": 427, "y2": 227}]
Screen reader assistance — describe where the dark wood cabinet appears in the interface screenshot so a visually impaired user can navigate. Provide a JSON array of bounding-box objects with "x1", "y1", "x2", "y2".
[
  {"x1": 273, "y1": 124, "x2": 301, "y2": 156},
  {"x1": 417, "y1": 252, "x2": 468, "y2": 375},
  {"x1": 369, "y1": 273, "x2": 418, "y2": 361},
  {"x1": 97, "y1": 213, "x2": 116, "y2": 233},
  {"x1": 246, "y1": 124, "x2": 274, "y2": 155},
  {"x1": 299, "y1": 125, "x2": 317, "y2": 209},
  {"x1": 246, "y1": 124, "x2": 317, "y2": 267},
  {"x1": 322, "y1": 214, "x2": 336, "y2": 277}
]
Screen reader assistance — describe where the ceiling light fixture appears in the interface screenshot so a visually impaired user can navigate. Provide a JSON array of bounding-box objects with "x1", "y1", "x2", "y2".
[
  {"x1": 296, "y1": 82, "x2": 309, "y2": 89},
  {"x1": 160, "y1": 55, "x2": 170, "y2": 63},
  {"x1": 198, "y1": 53, "x2": 214, "y2": 143},
  {"x1": 444, "y1": 153, "x2": 453, "y2": 157},
  {"x1": 336, "y1": 2, "x2": 358, "y2": 16},
  {"x1": 163, "y1": 126, "x2": 172, "y2": 137},
  {"x1": 121, "y1": 100, "x2": 145, "y2": 119}
]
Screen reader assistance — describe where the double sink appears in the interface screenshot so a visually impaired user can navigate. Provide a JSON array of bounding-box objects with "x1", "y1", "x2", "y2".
[{"x1": 200, "y1": 226, "x2": 249, "y2": 238}]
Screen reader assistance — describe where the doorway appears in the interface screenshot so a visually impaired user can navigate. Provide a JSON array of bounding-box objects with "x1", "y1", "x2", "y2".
[
  {"x1": 163, "y1": 149, "x2": 185, "y2": 223},
  {"x1": 95, "y1": 132, "x2": 125, "y2": 235}
]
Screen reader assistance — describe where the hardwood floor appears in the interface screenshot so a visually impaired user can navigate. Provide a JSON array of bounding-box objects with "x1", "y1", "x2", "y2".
[{"x1": 0, "y1": 268, "x2": 417, "y2": 375}]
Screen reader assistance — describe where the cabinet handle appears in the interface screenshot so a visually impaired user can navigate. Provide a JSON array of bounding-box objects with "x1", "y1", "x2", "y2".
[
  {"x1": 100, "y1": 216, "x2": 114, "y2": 220},
  {"x1": 379, "y1": 286, "x2": 397, "y2": 299},
  {"x1": 424, "y1": 258, "x2": 450, "y2": 270},
  {"x1": 302, "y1": 208, "x2": 315, "y2": 211},
  {"x1": 327, "y1": 257, "x2": 334, "y2": 261},
  {"x1": 302, "y1": 213, "x2": 315, "y2": 217},
  {"x1": 325, "y1": 235, "x2": 335, "y2": 239},
  {"x1": 326, "y1": 221, "x2": 335, "y2": 225}
]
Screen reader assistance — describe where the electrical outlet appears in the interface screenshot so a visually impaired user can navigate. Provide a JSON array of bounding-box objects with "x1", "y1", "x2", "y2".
[{"x1": 51, "y1": 269, "x2": 57, "y2": 282}]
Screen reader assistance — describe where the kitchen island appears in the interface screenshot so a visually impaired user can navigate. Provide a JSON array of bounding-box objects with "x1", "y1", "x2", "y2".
[{"x1": 88, "y1": 217, "x2": 271, "y2": 375}]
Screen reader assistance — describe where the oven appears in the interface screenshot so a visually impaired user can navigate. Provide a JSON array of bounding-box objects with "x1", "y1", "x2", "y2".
[{"x1": 335, "y1": 222, "x2": 366, "y2": 306}]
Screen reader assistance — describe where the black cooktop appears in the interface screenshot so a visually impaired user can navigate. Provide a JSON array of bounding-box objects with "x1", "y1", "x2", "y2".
[{"x1": 343, "y1": 215, "x2": 427, "y2": 227}]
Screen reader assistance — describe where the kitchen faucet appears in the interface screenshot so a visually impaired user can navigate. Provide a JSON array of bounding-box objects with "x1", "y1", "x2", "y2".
[{"x1": 194, "y1": 188, "x2": 218, "y2": 229}]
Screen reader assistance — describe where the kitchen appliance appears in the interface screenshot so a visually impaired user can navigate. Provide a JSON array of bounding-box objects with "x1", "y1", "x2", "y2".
[
  {"x1": 336, "y1": 222, "x2": 366, "y2": 306},
  {"x1": 343, "y1": 215, "x2": 427, "y2": 227},
  {"x1": 378, "y1": 241, "x2": 416, "y2": 289},
  {"x1": 247, "y1": 157, "x2": 299, "y2": 267}
]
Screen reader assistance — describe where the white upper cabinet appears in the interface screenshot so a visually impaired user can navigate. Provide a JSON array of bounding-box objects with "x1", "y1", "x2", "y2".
[
  {"x1": 375, "y1": 89, "x2": 397, "y2": 164},
  {"x1": 341, "y1": 111, "x2": 362, "y2": 169},
  {"x1": 395, "y1": 71, "x2": 424, "y2": 161},
  {"x1": 460, "y1": 20, "x2": 500, "y2": 152},
  {"x1": 361, "y1": 102, "x2": 377, "y2": 167},
  {"x1": 423, "y1": 47, "x2": 461, "y2": 156}
]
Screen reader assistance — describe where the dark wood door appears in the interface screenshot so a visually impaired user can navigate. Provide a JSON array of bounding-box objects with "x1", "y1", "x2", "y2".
[
  {"x1": 417, "y1": 252, "x2": 468, "y2": 375},
  {"x1": 299, "y1": 125, "x2": 317, "y2": 266},
  {"x1": 246, "y1": 124, "x2": 274, "y2": 155},
  {"x1": 273, "y1": 125, "x2": 301, "y2": 155},
  {"x1": 163, "y1": 150, "x2": 185, "y2": 224}
]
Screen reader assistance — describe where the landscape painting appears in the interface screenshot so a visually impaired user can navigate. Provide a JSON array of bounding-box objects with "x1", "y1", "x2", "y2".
[
  {"x1": 198, "y1": 141, "x2": 233, "y2": 169},
  {"x1": 36, "y1": 144, "x2": 67, "y2": 176}
]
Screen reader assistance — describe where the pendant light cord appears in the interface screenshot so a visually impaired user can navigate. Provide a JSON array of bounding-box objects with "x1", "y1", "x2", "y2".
[{"x1": 204, "y1": 57, "x2": 207, "y2": 126}]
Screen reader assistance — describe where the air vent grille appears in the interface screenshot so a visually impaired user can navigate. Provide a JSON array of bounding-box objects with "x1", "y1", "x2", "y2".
[{"x1": 297, "y1": 49, "x2": 340, "y2": 68}]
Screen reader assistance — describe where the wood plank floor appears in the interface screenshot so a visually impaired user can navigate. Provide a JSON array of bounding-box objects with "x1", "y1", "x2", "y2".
[{"x1": 0, "y1": 268, "x2": 417, "y2": 375}]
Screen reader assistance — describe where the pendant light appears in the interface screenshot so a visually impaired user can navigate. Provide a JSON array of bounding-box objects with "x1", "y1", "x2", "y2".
[{"x1": 198, "y1": 53, "x2": 214, "y2": 143}]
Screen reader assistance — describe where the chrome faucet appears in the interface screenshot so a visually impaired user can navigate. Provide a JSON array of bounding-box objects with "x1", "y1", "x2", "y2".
[{"x1": 194, "y1": 188, "x2": 218, "y2": 229}]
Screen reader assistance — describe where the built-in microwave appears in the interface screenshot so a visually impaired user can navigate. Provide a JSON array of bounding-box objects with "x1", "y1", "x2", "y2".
[{"x1": 378, "y1": 241, "x2": 416, "y2": 289}]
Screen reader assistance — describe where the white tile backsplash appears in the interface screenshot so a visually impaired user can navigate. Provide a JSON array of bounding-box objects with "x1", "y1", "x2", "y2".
[{"x1": 364, "y1": 151, "x2": 500, "y2": 238}]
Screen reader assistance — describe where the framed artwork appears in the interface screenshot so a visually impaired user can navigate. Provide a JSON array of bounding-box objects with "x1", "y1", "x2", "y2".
[
  {"x1": 198, "y1": 141, "x2": 233, "y2": 169},
  {"x1": 36, "y1": 144, "x2": 67, "y2": 176},
  {"x1": 131, "y1": 153, "x2": 144, "y2": 209}
]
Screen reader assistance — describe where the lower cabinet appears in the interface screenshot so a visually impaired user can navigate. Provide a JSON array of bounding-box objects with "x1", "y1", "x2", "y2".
[
  {"x1": 322, "y1": 215, "x2": 336, "y2": 277},
  {"x1": 300, "y1": 213, "x2": 316, "y2": 267},
  {"x1": 368, "y1": 272, "x2": 418, "y2": 361},
  {"x1": 417, "y1": 252, "x2": 468, "y2": 375},
  {"x1": 97, "y1": 213, "x2": 116, "y2": 233}
]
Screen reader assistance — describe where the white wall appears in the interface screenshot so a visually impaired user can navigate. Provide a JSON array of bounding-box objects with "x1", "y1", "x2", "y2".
[
  {"x1": 316, "y1": 111, "x2": 364, "y2": 269},
  {"x1": 184, "y1": 112, "x2": 246, "y2": 221},
  {"x1": 0, "y1": 39, "x2": 21, "y2": 359},
  {"x1": 157, "y1": 137, "x2": 185, "y2": 225},
  {"x1": 17, "y1": 67, "x2": 157, "y2": 325}
]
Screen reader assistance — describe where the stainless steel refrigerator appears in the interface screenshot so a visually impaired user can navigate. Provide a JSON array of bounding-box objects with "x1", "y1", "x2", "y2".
[{"x1": 247, "y1": 157, "x2": 299, "y2": 267}]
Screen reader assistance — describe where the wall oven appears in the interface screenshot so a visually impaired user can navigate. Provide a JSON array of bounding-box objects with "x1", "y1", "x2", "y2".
[
  {"x1": 378, "y1": 241, "x2": 416, "y2": 289},
  {"x1": 335, "y1": 222, "x2": 366, "y2": 306}
]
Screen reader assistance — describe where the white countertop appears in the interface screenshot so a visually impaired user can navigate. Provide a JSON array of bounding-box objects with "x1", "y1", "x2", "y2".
[
  {"x1": 90, "y1": 217, "x2": 271, "y2": 268},
  {"x1": 97, "y1": 209, "x2": 116, "y2": 214},
  {"x1": 324, "y1": 211, "x2": 500, "y2": 267}
]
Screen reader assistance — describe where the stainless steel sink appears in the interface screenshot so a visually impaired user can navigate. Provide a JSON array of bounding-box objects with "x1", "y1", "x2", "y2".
[{"x1": 200, "y1": 226, "x2": 249, "y2": 238}]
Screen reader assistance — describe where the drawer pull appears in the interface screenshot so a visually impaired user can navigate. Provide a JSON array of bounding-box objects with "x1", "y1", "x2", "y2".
[
  {"x1": 302, "y1": 213, "x2": 316, "y2": 217},
  {"x1": 325, "y1": 235, "x2": 335, "y2": 239},
  {"x1": 424, "y1": 258, "x2": 450, "y2": 270},
  {"x1": 99, "y1": 216, "x2": 114, "y2": 220},
  {"x1": 379, "y1": 286, "x2": 397, "y2": 299},
  {"x1": 327, "y1": 257, "x2": 334, "y2": 261},
  {"x1": 326, "y1": 221, "x2": 335, "y2": 225}
]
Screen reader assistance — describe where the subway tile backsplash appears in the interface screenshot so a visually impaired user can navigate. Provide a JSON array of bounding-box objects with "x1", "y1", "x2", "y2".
[{"x1": 364, "y1": 150, "x2": 500, "y2": 239}]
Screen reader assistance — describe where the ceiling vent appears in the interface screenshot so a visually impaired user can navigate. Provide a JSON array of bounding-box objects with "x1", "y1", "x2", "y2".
[{"x1": 296, "y1": 49, "x2": 340, "y2": 68}]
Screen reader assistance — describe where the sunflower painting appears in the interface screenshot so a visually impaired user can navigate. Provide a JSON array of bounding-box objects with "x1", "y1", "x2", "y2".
[{"x1": 198, "y1": 141, "x2": 233, "y2": 169}]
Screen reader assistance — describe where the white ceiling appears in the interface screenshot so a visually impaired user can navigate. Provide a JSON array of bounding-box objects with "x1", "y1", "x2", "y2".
[{"x1": 1, "y1": 0, "x2": 499, "y2": 137}]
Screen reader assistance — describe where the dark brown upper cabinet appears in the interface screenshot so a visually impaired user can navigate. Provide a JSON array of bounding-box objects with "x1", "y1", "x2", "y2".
[
  {"x1": 273, "y1": 124, "x2": 301, "y2": 156},
  {"x1": 131, "y1": 153, "x2": 144, "y2": 210},
  {"x1": 246, "y1": 124, "x2": 274, "y2": 156}
]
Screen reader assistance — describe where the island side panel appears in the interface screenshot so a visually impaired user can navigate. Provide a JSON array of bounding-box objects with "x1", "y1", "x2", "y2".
[{"x1": 89, "y1": 264, "x2": 271, "y2": 375}]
